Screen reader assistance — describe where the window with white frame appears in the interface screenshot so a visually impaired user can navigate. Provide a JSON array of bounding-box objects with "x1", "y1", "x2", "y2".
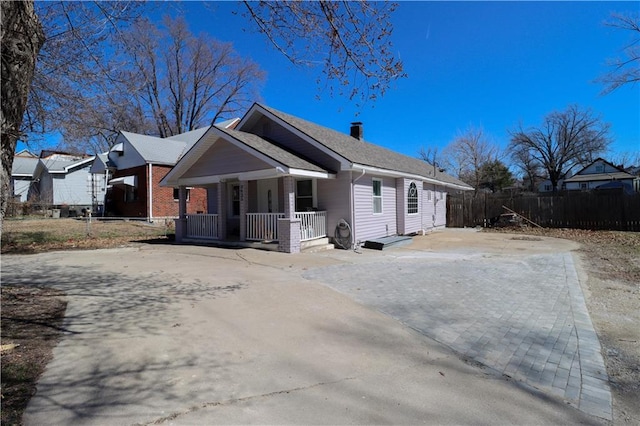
[
  {"x1": 427, "y1": 189, "x2": 432, "y2": 201},
  {"x1": 372, "y1": 178, "x2": 382, "y2": 214},
  {"x1": 407, "y1": 182, "x2": 418, "y2": 214}
]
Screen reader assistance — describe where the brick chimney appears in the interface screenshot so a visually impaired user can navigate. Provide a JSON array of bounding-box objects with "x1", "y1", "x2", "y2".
[{"x1": 350, "y1": 122, "x2": 364, "y2": 140}]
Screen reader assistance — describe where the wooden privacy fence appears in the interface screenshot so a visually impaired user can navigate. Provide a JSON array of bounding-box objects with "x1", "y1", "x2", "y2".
[{"x1": 447, "y1": 191, "x2": 640, "y2": 231}]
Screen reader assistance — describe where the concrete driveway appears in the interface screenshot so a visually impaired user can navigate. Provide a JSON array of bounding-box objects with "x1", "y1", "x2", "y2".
[{"x1": 1, "y1": 229, "x2": 609, "y2": 424}]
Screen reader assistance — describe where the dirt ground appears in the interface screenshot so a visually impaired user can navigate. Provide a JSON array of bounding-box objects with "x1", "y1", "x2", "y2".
[{"x1": 1, "y1": 221, "x2": 638, "y2": 424}]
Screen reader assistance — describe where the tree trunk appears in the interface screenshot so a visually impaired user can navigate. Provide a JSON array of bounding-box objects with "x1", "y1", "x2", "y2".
[{"x1": 1, "y1": 0, "x2": 45, "y2": 232}]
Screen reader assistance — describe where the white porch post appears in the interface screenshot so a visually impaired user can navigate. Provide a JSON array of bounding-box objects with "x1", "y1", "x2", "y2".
[
  {"x1": 218, "y1": 182, "x2": 227, "y2": 239},
  {"x1": 278, "y1": 176, "x2": 301, "y2": 253},
  {"x1": 174, "y1": 185, "x2": 187, "y2": 243},
  {"x1": 239, "y1": 180, "x2": 248, "y2": 241}
]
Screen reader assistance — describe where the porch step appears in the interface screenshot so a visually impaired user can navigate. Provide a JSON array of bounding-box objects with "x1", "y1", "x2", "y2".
[
  {"x1": 363, "y1": 235, "x2": 413, "y2": 250},
  {"x1": 301, "y1": 237, "x2": 334, "y2": 253}
]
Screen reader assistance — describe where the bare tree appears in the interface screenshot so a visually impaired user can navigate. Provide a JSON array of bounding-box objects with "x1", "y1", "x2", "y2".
[
  {"x1": 241, "y1": 1, "x2": 405, "y2": 104},
  {"x1": 597, "y1": 11, "x2": 640, "y2": 94},
  {"x1": 509, "y1": 105, "x2": 611, "y2": 192},
  {"x1": 2, "y1": 1, "x2": 404, "y2": 228},
  {"x1": 24, "y1": 2, "x2": 144, "y2": 146},
  {"x1": 1, "y1": 1, "x2": 45, "y2": 231},
  {"x1": 509, "y1": 144, "x2": 544, "y2": 192},
  {"x1": 441, "y1": 126, "x2": 499, "y2": 192},
  {"x1": 121, "y1": 16, "x2": 265, "y2": 138}
]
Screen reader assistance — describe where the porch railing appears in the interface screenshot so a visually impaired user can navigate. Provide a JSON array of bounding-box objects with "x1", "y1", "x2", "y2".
[
  {"x1": 295, "y1": 211, "x2": 327, "y2": 241},
  {"x1": 185, "y1": 214, "x2": 219, "y2": 240},
  {"x1": 246, "y1": 213, "x2": 285, "y2": 241},
  {"x1": 184, "y1": 211, "x2": 327, "y2": 243}
]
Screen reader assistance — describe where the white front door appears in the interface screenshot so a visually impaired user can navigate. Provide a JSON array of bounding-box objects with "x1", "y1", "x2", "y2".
[{"x1": 257, "y1": 178, "x2": 279, "y2": 213}]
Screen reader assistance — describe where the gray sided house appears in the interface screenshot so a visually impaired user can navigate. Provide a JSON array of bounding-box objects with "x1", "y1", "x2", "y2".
[
  {"x1": 162, "y1": 103, "x2": 473, "y2": 253},
  {"x1": 33, "y1": 153, "x2": 97, "y2": 208},
  {"x1": 10, "y1": 151, "x2": 40, "y2": 202}
]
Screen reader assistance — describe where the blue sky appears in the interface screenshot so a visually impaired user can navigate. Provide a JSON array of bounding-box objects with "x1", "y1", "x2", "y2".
[
  {"x1": 21, "y1": 1, "x2": 639, "y2": 163},
  {"x1": 183, "y1": 1, "x2": 639, "y2": 161}
]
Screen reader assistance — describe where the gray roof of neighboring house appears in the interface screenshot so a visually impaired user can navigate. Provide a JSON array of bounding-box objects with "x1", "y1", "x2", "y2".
[
  {"x1": 166, "y1": 126, "x2": 211, "y2": 144},
  {"x1": 564, "y1": 171, "x2": 635, "y2": 182},
  {"x1": 122, "y1": 123, "x2": 236, "y2": 166},
  {"x1": 218, "y1": 127, "x2": 326, "y2": 172},
  {"x1": 11, "y1": 156, "x2": 40, "y2": 177},
  {"x1": 39, "y1": 157, "x2": 93, "y2": 173},
  {"x1": 258, "y1": 104, "x2": 473, "y2": 189},
  {"x1": 121, "y1": 131, "x2": 191, "y2": 166}
]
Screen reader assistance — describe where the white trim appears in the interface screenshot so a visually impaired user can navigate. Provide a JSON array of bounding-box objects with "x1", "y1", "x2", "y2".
[
  {"x1": 148, "y1": 163, "x2": 153, "y2": 222},
  {"x1": 372, "y1": 177, "x2": 383, "y2": 215},
  {"x1": 109, "y1": 175, "x2": 137, "y2": 187},
  {"x1": 288, "y1": 168, "x2": 333, "y2": 179},
  {"x1": 164, "y1": 167, "x2": 334, "y2": 188},
  {"x1": 351, "y1": 163, "x2": 472, "y2": 191}
]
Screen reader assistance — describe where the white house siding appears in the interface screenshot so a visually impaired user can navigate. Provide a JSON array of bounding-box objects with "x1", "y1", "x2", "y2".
[
  {"x1": 316, "y1": 172, "x2": 351, "y2": 239},
  {"x1": 182, "y1": 139, "x2": 271, "y2": 178},
  {"x1": 353, "y1": 175, "x2": 397, "y2": 243},
  {"x1": 396, "y1": 178, "x2": 422, "y2": 235},
  {"x1": 248, "y1": 116, "x2": 344, "y2": 172},
  {"x1": 36, "y1": 164, "x2": 95, "y2": 206}
]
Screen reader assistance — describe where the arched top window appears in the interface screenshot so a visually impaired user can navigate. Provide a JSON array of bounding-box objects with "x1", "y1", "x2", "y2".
[{"x1": 407, "y1": 182, "x2": 418, "y2": 214}]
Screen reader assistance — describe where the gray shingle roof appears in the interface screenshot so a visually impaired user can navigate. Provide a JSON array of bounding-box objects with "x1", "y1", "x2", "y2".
[
  {"x1": 39, "y1": 157, "x2": 92, "y2": 173},
  {"x1": 121, "y1": 131, "x2": 190, "y2": 165},
  {"x1": 11, "y1": 156, "x2": 40, "y2": 177},
  {"x1": 258, "y1": 104, "x2": 473, "y2": 189},
  {"x1": 218, "y1": 127, "x2": 326, "y2": 172}
]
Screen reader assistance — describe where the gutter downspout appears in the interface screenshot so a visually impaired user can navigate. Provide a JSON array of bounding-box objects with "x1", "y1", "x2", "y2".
[
  {"x1": 351, "y1": 168, "x2": 366, "y2": 247},
  {"x1": 148, "y1": 163, "x2": 153, "y2": 222}
]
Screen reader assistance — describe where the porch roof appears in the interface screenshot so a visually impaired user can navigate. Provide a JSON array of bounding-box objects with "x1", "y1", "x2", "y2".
[{"x1": 160, "y1": 126, "x2": 331, "y2": 187}]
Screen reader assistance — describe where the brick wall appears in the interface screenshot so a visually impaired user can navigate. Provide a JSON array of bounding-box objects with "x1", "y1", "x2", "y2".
[
  {"x1": 107, "y1": 166, "x2": 147, "y2": 217},
  {"x1": 151, "y1": 165, "x2": 207, "y2": 218},
  {"x1": 106, "y1": 164, "x2": 207, "y2": 218}
]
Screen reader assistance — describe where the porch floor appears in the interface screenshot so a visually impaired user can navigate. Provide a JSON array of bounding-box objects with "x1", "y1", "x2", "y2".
[{"x1": 363, "y1": 235, "x2": 413, "y2": 251}]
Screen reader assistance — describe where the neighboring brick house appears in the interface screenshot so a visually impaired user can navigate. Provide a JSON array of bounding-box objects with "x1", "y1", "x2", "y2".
[{"x1": 92, "y1": 119, "x2": 238, "y2": 220}]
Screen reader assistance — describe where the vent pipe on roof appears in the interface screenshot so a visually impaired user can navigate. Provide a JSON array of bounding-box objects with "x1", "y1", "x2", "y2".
[{"x1": 350, "y1": 122, "x2": 364, "y2": 141}]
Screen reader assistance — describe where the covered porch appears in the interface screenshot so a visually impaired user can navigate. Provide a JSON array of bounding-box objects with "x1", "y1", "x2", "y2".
[
  {"x1": 173, "y1": 175, "x2": 330, "y2": 253},
  {"x1": 161, "y1": 125, "x2": 335, "y2": 253}
]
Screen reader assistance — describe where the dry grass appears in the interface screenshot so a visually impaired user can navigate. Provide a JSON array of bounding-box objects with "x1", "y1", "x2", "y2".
[{"x1": 1, "y1": 218, "x2": 173, "y2": 254}]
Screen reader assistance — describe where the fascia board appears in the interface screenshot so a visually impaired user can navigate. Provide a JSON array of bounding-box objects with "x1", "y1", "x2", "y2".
[
  {"x1": 350, "y1": 163, "x2": 473, "y2": 191},
  {"x1": 289, "y1": 169, "x2": 334, "y2": 179}
]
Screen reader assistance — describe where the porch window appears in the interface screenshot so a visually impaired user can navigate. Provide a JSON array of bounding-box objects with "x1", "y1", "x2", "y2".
[
  {"x1": 296, "y1": 179, "x2": 314, "y2": 211},
  {"x1": 173, "y1": 188, "x2": 190, "y2": 202},
  {"x1": 407, "y1": 182, "x2": 418, "y2": 214},
  {"x1": 372, "y1": 178, "x2": 382, "y2": 214}
]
